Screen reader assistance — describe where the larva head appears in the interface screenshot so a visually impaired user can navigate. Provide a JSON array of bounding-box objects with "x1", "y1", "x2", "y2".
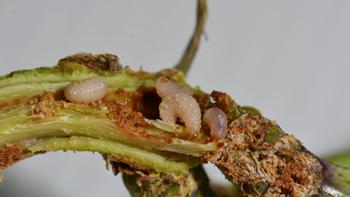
[{"x1": 156, "y1": 76, "x2": 193, "y2": 98}]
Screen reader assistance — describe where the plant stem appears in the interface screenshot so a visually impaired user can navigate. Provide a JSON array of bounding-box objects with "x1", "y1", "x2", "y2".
[
  {"x1": 122, "y1": 165, "x2": 220, "y2": 197},
  {"x1": 175, "y1": 0, "x2": 207, "y2": 76},
  {"x1": 326, "y1": 149, "x2": 350, "y2": 168},
  {"x1": 317, "y1": 157, "x2": 350, "y2": 196},
  {"x1": 2, "y1": 53, "x2": 350, "y2": 196}
]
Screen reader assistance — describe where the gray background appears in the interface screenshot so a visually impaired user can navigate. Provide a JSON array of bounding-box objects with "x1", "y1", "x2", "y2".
[{"x1": 1, "y1": 0, "x2": 350, "y2": 196}]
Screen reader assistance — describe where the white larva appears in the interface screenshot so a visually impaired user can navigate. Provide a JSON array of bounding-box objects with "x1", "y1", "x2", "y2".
[
  {"x1": 156, "y1": 76, "x2": 201, "y2": 135},
  {"x1": 159, "y1": 92, "x2": 202, "y2": 135},
  {"x1": 156, "y1": 76, "x2": 192, "y2": 98},
  {"x1": 202, "y1": 107, "x2": 228, "y2": 140},
  {"x1": 64, "y1": 76, "x2": 108, "y2": 103}
]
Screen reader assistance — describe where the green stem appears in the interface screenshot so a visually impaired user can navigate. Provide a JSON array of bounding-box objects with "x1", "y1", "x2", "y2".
[
  {"x1": 318, "y1": 158, "x2": 350, "y2": 196},
  {"x1": 326, "y1": 149, "x2": 350, "y2": 168},
  {"x1": 0, "y1": 53, "x2": 214, "y2": 179}
]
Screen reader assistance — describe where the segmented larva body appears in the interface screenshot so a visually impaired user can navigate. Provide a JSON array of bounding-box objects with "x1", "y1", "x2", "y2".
[
  {"x1": 156, "y1": 76, "x2": 192, "y2": 98},
  {"x1": 159, "y1": 92, "x2": 202, "y2": 134},
  {"x1": 202, "y1": 107, "x2": 228, "y2": 140},
  {"x1": 64, "y1": 76, "x2": 108, "y2": 103},
  {"x1": 156, "y1": 76, "x2": 201, "y2": 135}
]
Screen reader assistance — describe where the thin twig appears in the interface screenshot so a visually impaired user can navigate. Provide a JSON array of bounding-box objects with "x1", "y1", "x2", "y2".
[{"x1": 175, "y1": 0, "x2": 207, "y2": 76}]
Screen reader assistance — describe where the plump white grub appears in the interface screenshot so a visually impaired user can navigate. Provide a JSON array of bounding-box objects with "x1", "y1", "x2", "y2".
[
  {"x1": 159, "y1": 92, "x2": 202, "y2": 135},
  {"x1": 156, "y1": 76, "x2": 192, "y2": 98},
  {"x1": 156, "y1": 75, "x2": 200, "y2": 135},
  {"x1": 64, "y1": 76, "x2": 108, "y2": 103},
  {"x1": 202, "y1": 107, "x2": 228, "y2": 140}
]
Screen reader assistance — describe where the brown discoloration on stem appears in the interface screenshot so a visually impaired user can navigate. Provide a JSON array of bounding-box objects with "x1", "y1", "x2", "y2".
[
  {"x1": 0, "y1": 145, "x2": 22, "y2": 169},
  {"x1": 58, "y1": 52, "x2": 122, "y2": 72},
  {"x1": 31, "y1": 102, "x2": 55, "y2": 118},
  {"x1": 203, "y1": 113, "x2": 322, "y2": 196},
  {"x1": 0, "y1": 91, "x2": 64, "y2": 113},
  {"x1": 0, "y1": 145, "x2": 33, "y2": 170}
]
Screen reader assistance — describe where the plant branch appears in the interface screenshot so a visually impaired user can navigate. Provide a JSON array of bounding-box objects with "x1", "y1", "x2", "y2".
[{"x1": 175, "y1": 0, "x2": 207, "y2": 76}]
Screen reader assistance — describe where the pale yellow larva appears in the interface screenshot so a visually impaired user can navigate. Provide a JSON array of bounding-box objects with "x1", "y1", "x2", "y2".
[{"x1": 64, "y1": 76, "x2": 108, "y2": 103}]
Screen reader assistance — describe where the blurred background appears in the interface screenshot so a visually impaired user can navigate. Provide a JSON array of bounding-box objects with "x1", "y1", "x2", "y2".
[{"x1": 1, "y1": 0, "x2": 350, "y2": 196}]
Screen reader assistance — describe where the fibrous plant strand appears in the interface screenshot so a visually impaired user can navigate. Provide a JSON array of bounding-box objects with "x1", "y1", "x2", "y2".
[{"x1": 175, "y1": 0, "x2": 207, "y2": 76}]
